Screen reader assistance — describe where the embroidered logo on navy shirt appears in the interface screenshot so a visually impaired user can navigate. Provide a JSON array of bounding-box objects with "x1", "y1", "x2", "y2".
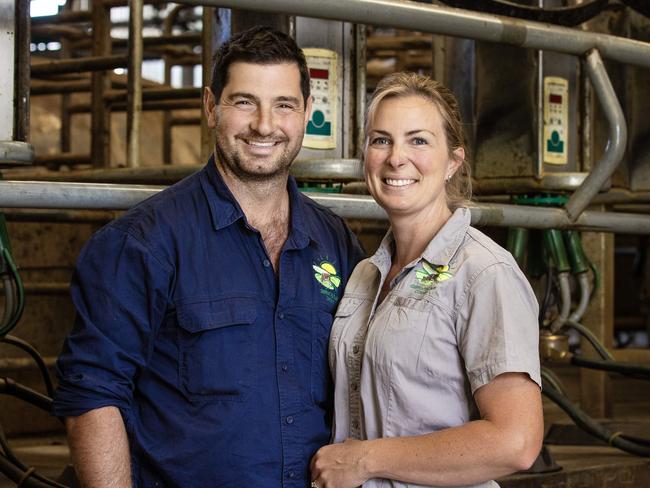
[{"x1": 313, "y1": 259, "x2": 341, "y2": 305}]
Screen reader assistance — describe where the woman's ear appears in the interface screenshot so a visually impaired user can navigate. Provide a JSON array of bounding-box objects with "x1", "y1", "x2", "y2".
[{"x1": 447, "y1": 147, "x2": 465, "y2": 178}]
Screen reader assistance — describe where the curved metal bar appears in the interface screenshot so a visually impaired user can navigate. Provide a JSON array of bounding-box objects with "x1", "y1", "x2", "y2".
[
  {"x1": 569, "y1": 272, "x2": 591, "y2": 323},
  {"x1": 173, "y1": 0, "x2": 650, "y2": 68},
  {"x1": 0, "y1": 142, "x2": 34, "y2": 166},
  {"x1": 565, "y1": 49, "x2": 627, "y2": 220}
]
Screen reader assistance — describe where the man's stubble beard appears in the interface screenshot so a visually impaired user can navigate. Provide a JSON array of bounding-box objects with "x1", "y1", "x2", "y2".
[{"x1": 214, "y1": 130, "x2": 304, "y2": 183}]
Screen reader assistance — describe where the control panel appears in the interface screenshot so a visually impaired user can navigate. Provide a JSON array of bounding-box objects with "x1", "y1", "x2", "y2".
[
  {"x1": 303, "y1": 48, "x2": 338, "y2": 150},
  {"x1": 543, "y1": 76, "x2": 569, "y2": 166}
]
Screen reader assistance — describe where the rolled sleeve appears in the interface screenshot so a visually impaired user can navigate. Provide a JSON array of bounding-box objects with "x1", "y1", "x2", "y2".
[
  {"x1": 53, "y1": 226, "x2": 172, "y2": 417},
  {"x1": 457, "y1": 263, "x2": 541, "y2": 394}
]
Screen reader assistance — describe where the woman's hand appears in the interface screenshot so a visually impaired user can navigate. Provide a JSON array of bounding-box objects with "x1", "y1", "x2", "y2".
[{"x1": 310, "y1": 438, "x2": 371, "y2": 488}]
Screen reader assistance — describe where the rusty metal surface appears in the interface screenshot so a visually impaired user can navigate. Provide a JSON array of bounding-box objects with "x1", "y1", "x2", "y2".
[
  {"x1": 91, "y1": 1, "x2": 111, "y2": 168},
  {"x1": 127, "y1": 0, "x2": 144, "y2": 168},
  {"x1": 31, "y1": 55, "x2": 129, "y2": 77},
  {"x1": 200, "y1": 7, "x2": 215, "y2": 165},
  {"x1": 580, "y1": 219, "x2": 614, "y2": 418}
]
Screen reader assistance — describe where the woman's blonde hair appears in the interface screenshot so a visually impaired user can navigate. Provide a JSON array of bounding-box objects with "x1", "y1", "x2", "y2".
[{"x1": 364, "y1": 72, "x2": 472, "y2": 210}]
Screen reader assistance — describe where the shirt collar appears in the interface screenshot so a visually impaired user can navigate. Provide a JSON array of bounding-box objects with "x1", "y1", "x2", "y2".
[
  {"x1": 369, "y1": 207, "x2": 470, "y2": 273},
  {"x1": 421, "y1": 207, "x2": 470, "y2": 265},
  {"x1": 200, "y1": 156, "x2": 313, "y2": 248}
]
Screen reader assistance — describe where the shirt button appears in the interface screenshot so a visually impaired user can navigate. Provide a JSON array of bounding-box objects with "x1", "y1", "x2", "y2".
[
  {"x1": 263, "y1": 258, "x2": 271, "y2": 267},
  {"x1": 281, "y1": 364, "x2": 288, "y2": 372},
  {"x1": 351, "y1": 420, "x2": 359, "y2": 429},
  {"x1": 352, "y1": 345, "x2": 360, "y2": 354},
  {"x1": 278, "y1": 312, "x2": 285, "y2": 319},
  {"x1": 286, "y1": 415, "x2": 294, "y2": 424},
  {"x1": 351, "y1": 382, "x2": 358, "y2": 391},
  {"x1": 288, "y1": 471, "x2": 295, "y2": 479}
]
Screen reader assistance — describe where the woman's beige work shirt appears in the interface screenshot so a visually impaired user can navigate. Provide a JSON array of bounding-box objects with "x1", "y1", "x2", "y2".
[{"x1": 330, "y1": 208, "x2": 541, "y2": 488}]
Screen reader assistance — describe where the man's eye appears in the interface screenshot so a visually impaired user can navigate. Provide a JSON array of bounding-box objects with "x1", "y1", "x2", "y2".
[{"x1": 277, "y1": 103, "x2": 296, "y2": 111}]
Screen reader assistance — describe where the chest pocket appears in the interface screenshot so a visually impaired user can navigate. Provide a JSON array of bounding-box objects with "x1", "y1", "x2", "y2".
[{"x1": 176, "y1": 298, "x2": 257, "y2": 402}]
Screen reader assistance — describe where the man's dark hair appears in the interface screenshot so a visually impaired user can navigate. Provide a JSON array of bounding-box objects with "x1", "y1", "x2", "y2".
[{"x1": 210, "y1": 26, "x2": 310, "y2": 106}]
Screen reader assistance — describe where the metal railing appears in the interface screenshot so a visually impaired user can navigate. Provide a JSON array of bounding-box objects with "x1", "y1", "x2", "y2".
[{"x1": 2, "y1": 0, "x2": 650, "y2": 232}]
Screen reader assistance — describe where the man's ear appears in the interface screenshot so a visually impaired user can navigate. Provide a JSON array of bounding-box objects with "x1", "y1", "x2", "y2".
[
  {"x1": 204, "y1": 87, "x2": 218, "y2": 129},
  {"x1": 303, "y1": 95, "x2": 313, "y2": 129}
]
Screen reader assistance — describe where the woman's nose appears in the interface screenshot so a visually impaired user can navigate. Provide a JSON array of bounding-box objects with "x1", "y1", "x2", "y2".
[{"x1": 387, "y1": 143, "x2": 407, "y2": 168}]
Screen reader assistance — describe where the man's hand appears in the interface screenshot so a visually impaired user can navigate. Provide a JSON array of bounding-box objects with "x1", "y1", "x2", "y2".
[{"x1": 310, "y1": 438, "x2": 370, "y2": 488}]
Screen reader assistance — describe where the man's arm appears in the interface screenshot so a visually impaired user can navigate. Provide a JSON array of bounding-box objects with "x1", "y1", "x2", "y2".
[{"x1": 66, "y1": 406, "x2": 132, "y2": 488}]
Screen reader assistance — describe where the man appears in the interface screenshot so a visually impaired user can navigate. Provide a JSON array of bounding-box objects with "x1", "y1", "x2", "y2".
[{"x1": 53, "y1": 26, "x2": 364, "y2": 487}]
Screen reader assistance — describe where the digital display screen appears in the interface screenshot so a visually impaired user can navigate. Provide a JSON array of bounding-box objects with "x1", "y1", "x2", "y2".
[
  {"x1": 309, "y1": 68, "x2": 329, "y2": 80},
  {"x1": 549, "y1": 94, "x2": 563, "y2": 104}
]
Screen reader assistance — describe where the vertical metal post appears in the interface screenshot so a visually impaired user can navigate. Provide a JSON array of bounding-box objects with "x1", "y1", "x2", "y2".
[
  {"x1": 60, "y1": 0, "x2": 73, "y2": 155},
  {"x1": 91, "y1": 0, "x2": 112, "y2": 167},
  {"x1": 14, "y1": 0, "x2": 30, "y2": 143},
  {"x1": 200, "y1": 6, "x2": 215, "y2": 164},
  {"x1": 355, "y1": 24, "x2": 366, "y2": 158},
  {"x1": 580, "y1": 222, "x2": 614, "y2": 418},
  {"x1": 0, "y1": 0, "x2": 16, "y2": 142},
  {"x1": 162, "y1": 5, "x2": 187, "y2": 165},
  {"x1": 127, "y1": 0, "x2": 143, "y2": 167}
]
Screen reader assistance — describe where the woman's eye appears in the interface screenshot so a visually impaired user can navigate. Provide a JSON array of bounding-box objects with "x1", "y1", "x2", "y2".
[
  {"x1": 412, "y1": 137, "x2": 428, "y2": 145},
  {"x1": 371, "y1": 137, "x2": 390, "y2": 145}
]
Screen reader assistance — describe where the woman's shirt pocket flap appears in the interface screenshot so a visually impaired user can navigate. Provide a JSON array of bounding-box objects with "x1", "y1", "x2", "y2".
[
  {"x1": 176, "y1": 298, "x2": 258, "y2": 333},
  {"x1": 334, "y1": 296, "x2": 366, "y2": 318}
]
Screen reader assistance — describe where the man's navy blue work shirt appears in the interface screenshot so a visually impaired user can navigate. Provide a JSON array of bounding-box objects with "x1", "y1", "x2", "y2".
[{"x1": 53, "y1": 159, "x2": 365, "y2": 487}]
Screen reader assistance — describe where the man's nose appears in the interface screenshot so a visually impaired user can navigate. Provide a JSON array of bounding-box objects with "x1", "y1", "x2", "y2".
[{"x1": 250, "y1": 107, "x2": 274, "y2": 136}]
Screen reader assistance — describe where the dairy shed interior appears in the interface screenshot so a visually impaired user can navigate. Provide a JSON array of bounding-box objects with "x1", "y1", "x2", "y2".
[{"x1": 1, "y1": 0, "x2": 650, "y2": 486}]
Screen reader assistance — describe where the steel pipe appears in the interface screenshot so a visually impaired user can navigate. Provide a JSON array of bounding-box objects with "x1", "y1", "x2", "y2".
[
  {"x1": 127, "y1": 0, "x2": 144, "y2": 168},
  {"x1": 0, "y1": 142, "x2": 34, "y2": 166},
  {"x1": 291, "y1": 159, "x2": 364, "y2": 181},
  {"x1": 104, "y1": 87, "x2": 201, "y2": 104},
  {"x1": 3, "y1": 181, "x2": 650, "y2": 234},
  {"x1": 31, "y1": 10, "x2": 92, "y2": 25},
  {"x1": 31, "y1": 55, "x2": 129, "y2": 76},
  {"x1": 174, "y1": 0, "x2": 650, "y2": 69},
  {"x1": 0, "y1": 181, "x2": 163, "y2": 209},
  {"x1": 565, "y1": 50, "x2": 627, "y2": 220}
]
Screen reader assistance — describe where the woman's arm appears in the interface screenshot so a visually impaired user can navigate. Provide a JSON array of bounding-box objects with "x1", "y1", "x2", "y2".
[{"x1": 311, "y1": 372, "x2": 543, "y2": 488}]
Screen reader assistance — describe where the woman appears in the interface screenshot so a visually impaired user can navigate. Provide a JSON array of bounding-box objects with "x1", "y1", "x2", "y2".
[{"x1": 310, "y1": 73, "x2": 543, "y2": 488}]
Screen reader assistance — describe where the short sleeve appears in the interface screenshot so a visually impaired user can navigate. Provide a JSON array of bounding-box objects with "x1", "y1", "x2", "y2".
[
  {"x1": 53, "y1": 226, "x2": 172, "y2": 417},
  {"x1": 456, "y1": 263, "x2": 541, "y2": 394}
]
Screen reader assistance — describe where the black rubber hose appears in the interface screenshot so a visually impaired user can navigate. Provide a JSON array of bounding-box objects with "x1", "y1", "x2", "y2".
[
  {"x1": 0, "y1": 377, "x2": 53, "y2": 412},
  {"x1": 539, "y1": 270, "x2": 554, "y2": 328},
  {"x1": 0, "y1": 425, "x2": 68, "y2": 488},
  {"x1": 2, "y1": 335, "x2": 55, "y2": 397},
  {"x1": 621, "y1": 0, "x2": 650, "y2": 17},
  {"x1": 542, "y1": 382, "x2": 650, "y2": 457},
  {"x1": 0, "y1": 452, "x2": 67, "y2": 488},
  {"x1": 564, "y1": 319, "x2": 613, "y2": 360},
  {"x1": 571, "y1": 355, "x2": 650, "y2": 379},
  {"x1": 439, "y1": 0, "x2": 618, "y2": 26}
]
